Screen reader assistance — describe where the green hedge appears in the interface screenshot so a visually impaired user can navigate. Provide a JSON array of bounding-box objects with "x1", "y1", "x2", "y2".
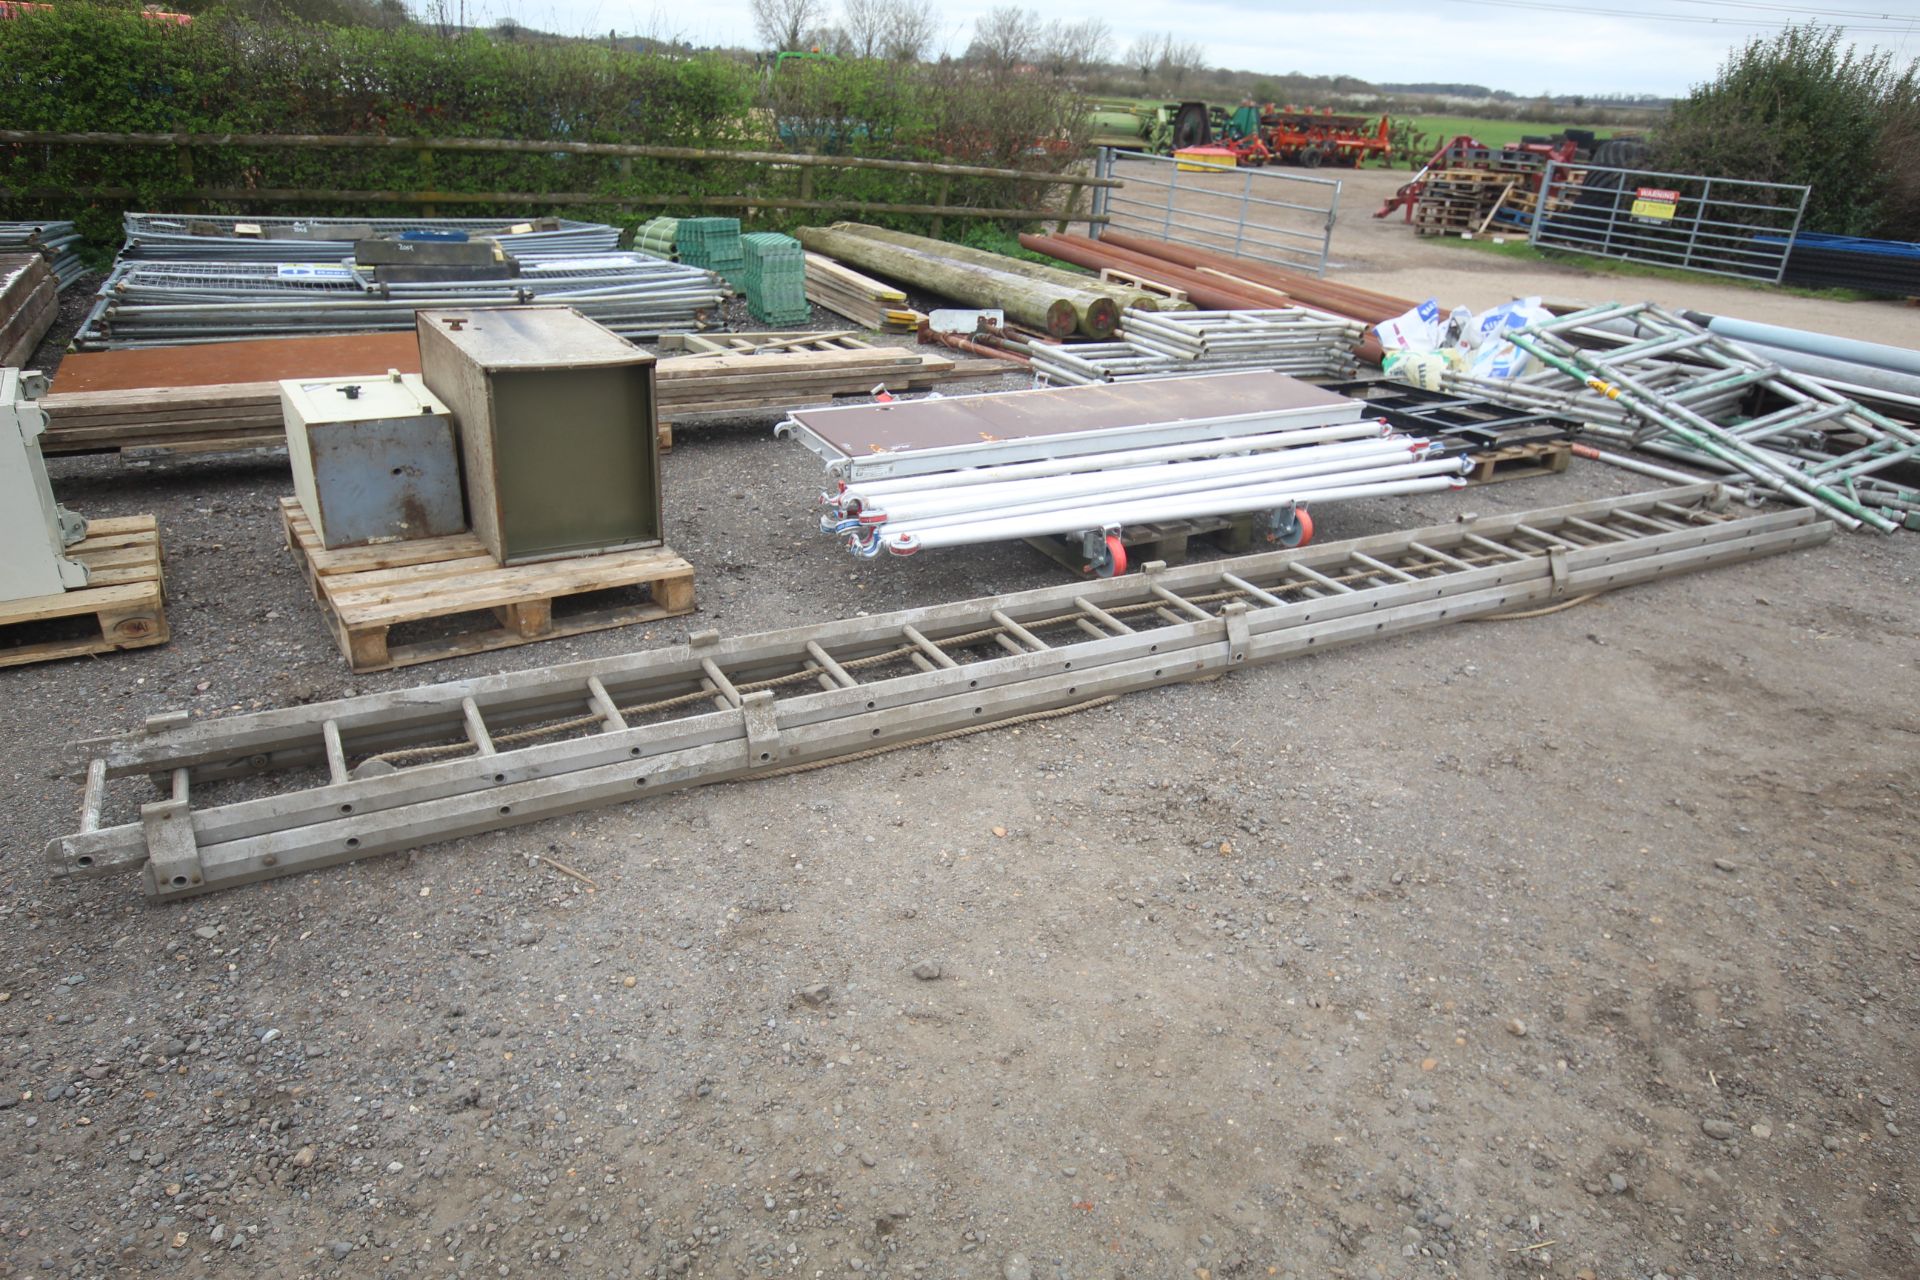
[
  {"x1": 0, "y1": 4, "x2": 1089, "y2": 248},
  {"x1": 1655, "y1": 24, "x2": 1920, "y2": 240}
]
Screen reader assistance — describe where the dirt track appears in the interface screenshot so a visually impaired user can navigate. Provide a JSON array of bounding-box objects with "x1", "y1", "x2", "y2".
[{"x1": 2, "y1": 207, "x2": 1918, "y2": 1280}]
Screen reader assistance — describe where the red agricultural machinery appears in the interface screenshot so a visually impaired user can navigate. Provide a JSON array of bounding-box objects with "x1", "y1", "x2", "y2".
[{"x1": 1163, "y1": 101, "x2": 1391, "y2": 168}]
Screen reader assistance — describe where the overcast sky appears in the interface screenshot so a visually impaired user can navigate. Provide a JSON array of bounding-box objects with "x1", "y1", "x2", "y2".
[{"x1": 438, "y1": 0, "x2": 1920, "y2": 97}]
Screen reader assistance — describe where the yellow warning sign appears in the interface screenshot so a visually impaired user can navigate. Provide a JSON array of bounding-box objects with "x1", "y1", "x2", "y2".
[{"x1": 1631, "y1": 187, "x2": 1680, "y2": 220}]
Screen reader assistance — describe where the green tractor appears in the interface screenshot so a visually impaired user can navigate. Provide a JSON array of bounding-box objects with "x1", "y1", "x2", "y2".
[{"x1": 1088, "y1": 101, "x2": 1226, "y2": 154}]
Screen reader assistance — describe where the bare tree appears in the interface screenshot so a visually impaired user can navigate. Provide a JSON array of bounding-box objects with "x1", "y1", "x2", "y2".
[
  {"x1": 811, "y1": 23, "x2": 854, "y2": 55},
  {"x1": 750, "y1": 0, "x2": 826, "y2": 52},
  {"x1": 967, "y1": 5, "x2": 1040, "y2": 72},
  {"x1": 841, "y1": 0, "x2": 881, "y2": 58},
  {"x1": 878, "y1": 0, "x2": 936, "y2": 62},
  {"x1": 1127, "y1": 33, "x2": 1160, "y2": 85},
  {"x1": 867, "y1": 0, "x2": 933, "y2": 61},
  {"x1": 1037, "y1": 17, "x2": 1110, "y2": 77},
  {"x1": 1163, "y1": 37, "x2": 1207, "y2": 90}
]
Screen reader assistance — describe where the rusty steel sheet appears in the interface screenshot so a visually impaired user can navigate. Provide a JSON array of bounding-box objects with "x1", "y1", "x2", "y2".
[
  {"x1": 50, "y1": 332, "x2": 422, "y2": 394},
  {"x1": 779, "y1": 370, "x2": 1363, "y2": 481}
]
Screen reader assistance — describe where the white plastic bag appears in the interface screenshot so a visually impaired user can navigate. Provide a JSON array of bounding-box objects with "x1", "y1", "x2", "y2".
[
  {"x1": 1374, "y1": 299, "x2": 1448, "y2": 353},
  {"x1": 1466, "y1": 297, "x2": 1553, "y2": 379}
]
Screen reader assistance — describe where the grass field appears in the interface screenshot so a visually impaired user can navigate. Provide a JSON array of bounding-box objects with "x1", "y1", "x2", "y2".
[
  {"x1": 1407, "y1": 115, "x2": 1627, "y2": 148},
  {"x1": 1086, "y1": 102, "x2": 1634, "y2": 158}
]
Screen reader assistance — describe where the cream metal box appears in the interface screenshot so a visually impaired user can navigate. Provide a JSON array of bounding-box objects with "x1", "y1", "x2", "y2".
[
  {"x1": 279, "y1": 371, "x2": 466, "y2": 549},
  {"x1": 416, "y1": 306, "x2": 661, "y2": 566},
  {"x1": 0, "y1": 368, "x2": 89, "y2": 603}
]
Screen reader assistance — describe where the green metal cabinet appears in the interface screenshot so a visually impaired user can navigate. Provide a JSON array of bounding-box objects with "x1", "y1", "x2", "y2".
[{"x1": 417, "y1": 306, "x2": 662, "y2": 565}]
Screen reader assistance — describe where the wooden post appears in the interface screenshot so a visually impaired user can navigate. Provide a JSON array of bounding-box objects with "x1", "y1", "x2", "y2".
[
  {"x1": 931, "y1": 175, "x2": 951, "y2": 240},
  {"x1": 418, "y1": 147, "x2": 437, "y2": 217},
  {"x1": 174, "y1": 146, "x2": 195, "y2": 212},
  {"x1": 1054, "y1": 182, "x2": 1083, "y2": 235}
]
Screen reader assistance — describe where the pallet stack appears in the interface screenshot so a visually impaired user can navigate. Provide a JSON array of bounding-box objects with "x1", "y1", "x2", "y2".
[
  {"x1": 0, "y1": 516, "x2": 169, "y2": 669},
  {"x1": 740, "y1": 233, "x2": 811, "y2": 327},
  {"x1": 675, "y1": 218, "x2": 746, "y2": 286},
  {"x1": 1412, "y1": 171, "x2": 1515, "y2": 237},
  {"x1": 803, "y1": 253, "x2": 922, "y2": 332}
]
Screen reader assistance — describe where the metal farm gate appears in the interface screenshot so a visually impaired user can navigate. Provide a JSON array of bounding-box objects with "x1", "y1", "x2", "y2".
[
  {"x1": 1089, "y1": 147, "x2": 1341, "y2": 276},
  {"x1": 1531, "y1": 160, "x2": 1810, "y2": 283}
]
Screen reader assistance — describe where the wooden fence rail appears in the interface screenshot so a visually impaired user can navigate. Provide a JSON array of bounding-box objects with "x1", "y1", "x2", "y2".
[{"x1": 0, "y1": 130, "x2": 1112, "y2": 226}]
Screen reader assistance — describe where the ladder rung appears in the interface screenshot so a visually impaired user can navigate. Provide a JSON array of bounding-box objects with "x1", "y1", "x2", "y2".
[
  {"x1": 1405, "y1": 541, "x2": 1471, "y2": 571},
  {"x1": 805, "y1": 640, "x2": 858, "y2": 688},
  {"x1": 1352, "y1": 552, "x2": 1417, "y2": 583},
  {"x1": 1461, "y1": 532, "x2": 1534, "y2": 562},
  {"x1": 586, "y1": 676, "x2": 628, "y2": 731},
  {"x1": 1072, "y1": 596, "x2": 1135, "y2": 634},
  {"x1": 990, "y1": 609, "x2": 1050, "y2": 651},
  {"x1": 322, "y1": 719, "x2": 349, "y2": 786},
  {"x1": 700, "y1": 658, "x2": 744, "y2": 708},
  {"x1": 1287, "y1": 561, "x2": 1356, "y2": 592},
  {"x1": 902, "y1": 625, "x2": 960, "y2": 669},
  {"x1": 1149, "y1": 583, "x2": 1212, "y2": 620},
  {"x1": 461, "y1": 698, "x2": 496, "y2": 756},
  {"x1": 79, "y1": 759, "x2": 107, "y2": 834},
  {"x1": 1219, "y1": 572, "x2": 1282, "y2": 606},
  {"x1": 1565, "y1": 515, "x2": 1633, "y2": 542},
  {"x1": 1617, "y1": 509, "x2": 1682, "y2": 533},
  {"x1": 1511, "y1": 522, "x2": 1566, "y2": 548}
]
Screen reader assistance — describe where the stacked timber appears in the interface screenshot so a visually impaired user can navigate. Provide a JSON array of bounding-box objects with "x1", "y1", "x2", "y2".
[
  {"x1": 40, "y1": 383, "x2": 284, "y2": 455},
  {"x1": 804, "y1": 253, "x2": 923, "y2": 332},
  {"x1": 38, "y1": 344, "x2": 972, "y2": 453},
  {"x1": 796, "y1": 224, "x2": 1124, "y2": 340},
  {"x1": 654, "y1": 347, "x2": 958, "y2": 419},
  {"x1": 1, "y1": 254, "x2": 59, "y2": 368}
]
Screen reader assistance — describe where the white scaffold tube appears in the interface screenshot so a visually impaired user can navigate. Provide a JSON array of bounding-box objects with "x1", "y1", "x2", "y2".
[
  {"x1": 837, "y1": 421, "x2": 1389, "y2": 503},
  {"x1": 848, "y1": 438, "x2": 1427, "y2": 527},
  {"x1": 867, "y1": 458, "x2": 1471, "y2": 554}
]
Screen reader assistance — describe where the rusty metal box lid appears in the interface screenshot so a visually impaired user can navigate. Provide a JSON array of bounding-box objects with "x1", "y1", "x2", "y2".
[{"x1": 414, "y1": 306, "x2": 653, "y2": 372}]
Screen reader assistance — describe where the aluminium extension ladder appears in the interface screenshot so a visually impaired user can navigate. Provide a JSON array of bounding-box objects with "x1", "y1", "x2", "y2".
[{"x1": 48, "y1": 484, "x2": 1828, "y2": 902}]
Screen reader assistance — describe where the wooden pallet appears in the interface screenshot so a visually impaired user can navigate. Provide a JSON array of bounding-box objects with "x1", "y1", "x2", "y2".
[
  {"x1": 1025, "y1": 514, "x2": 1255, "y2": 574},
  {"x1": 0, "y1": 516, "x2": 169, "y2": 668},
  {"x1": 1462, "y1": 440, "x2": 1574, "y2": 486},
  {"x1": 279, "y1": 499, "x2": 695, "y2": 673}
]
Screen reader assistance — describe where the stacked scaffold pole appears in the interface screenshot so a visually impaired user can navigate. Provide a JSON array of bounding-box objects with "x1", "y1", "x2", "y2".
[{"x1": 1447, "y1": 303, "x2": 1920, "y2": 532}]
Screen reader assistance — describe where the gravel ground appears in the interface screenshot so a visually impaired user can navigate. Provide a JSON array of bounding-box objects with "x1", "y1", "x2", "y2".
[{"x1": 2, "y1": 248, "x2": 1917, "y2": 1280}]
